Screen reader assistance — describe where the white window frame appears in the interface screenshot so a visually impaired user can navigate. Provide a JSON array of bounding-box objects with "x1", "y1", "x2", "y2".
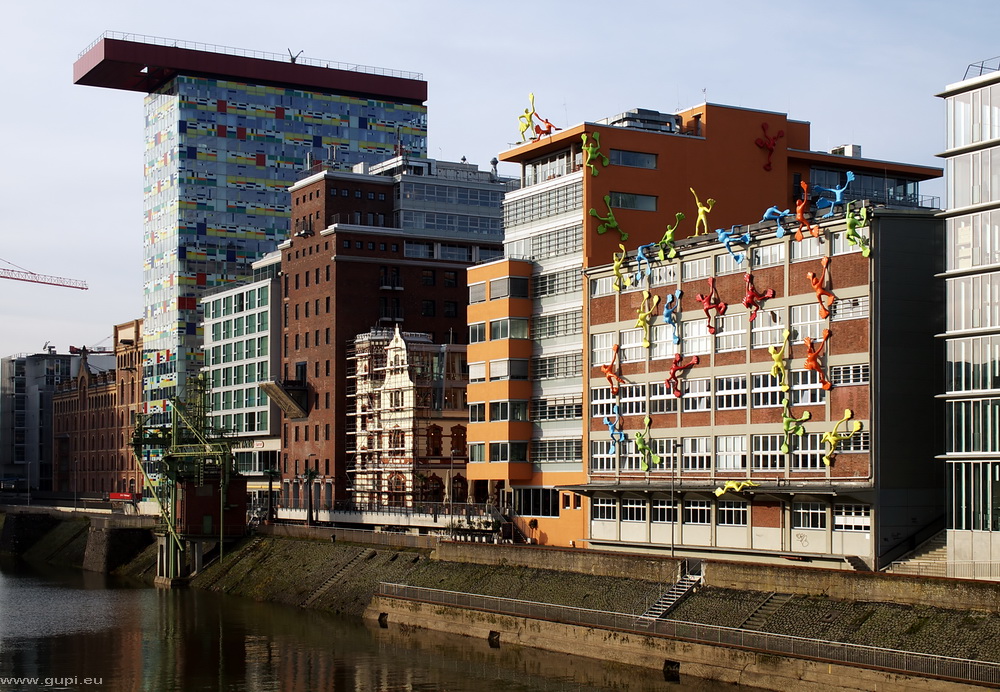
[
  {"x1": 649, "y1": 382, "x2": 679, "y2": 414},
  {"x1": 839, "y1": 431, "x2": 871, "y2": 453},
  {"x1": 791, "y1": 369, "x2": 826, "y2": 406},
  {"x1": 682, "y1": 319, "x2": 711, "y2": 356},
  {"x1": 717, "y1": 500, "x2": 748, "y2": 526},
  {"x1": 752, "y1": 373, "x2": 784, "y2": 408},
  {"x1": 791, "y1": 236, "x2": 824, "y2": 262},
  {"x1": 831, "y1": 364, "x2": 870, "y2": 387},
  {"x1": 792, "y1": 502, "x2": 827, "y2": 529},
  {"x1": 651, "y1": 324, "x2": 679, "y2": 360},
  {"x1": 591, "y1": 332, "x2": 615, "y2": 366},
  {"x1": 620, "y1": 328, "x2": 645, "y2": 363},
  {"x1": 714, "y1": 313, "x2": 747, "y2": 352},
  {"x1": 620, "y1": 439, "x2": 644, "y2": 471},
  {"x1": 468, "y1": 362, "x2": 486, "y2": 383},
  {"x1": 592, "y1": 497, "x2": 617, "y2": 520},
  {"x1": 621, "y1": 498, "x2": 647, "y2": 522},
  {"x1": 833, "y1": 504, "x2": 871, "y2": 531},
  {"x1": 831, "y1": 296, "x2": 870, "y2": 321},
  {"x1": 651, "y1": 498, "x2": 677, "y2": 523},
  {"x1": 682, "y1": 257, "x2": 711, "y2": 281},
  {"x1": 619, "y1": 383, "x2": 647, "y2": 416},
  {"x1": 790, "y1": 303, "x2": 824, "y2": 342},
  {"x1": 791, "y1": 432, "x2": 825, "y2": 470},
  {"x1": 715, "y1": 435, "x2": 747, "y2": 470},
  {"x1": 831, "y1": 231, "x2": 863, "y2": 256},
  {"x1": 752, "y1": 243, "x2": 785, "y2": 268},
  {"x1": 682, "y1": 437, "x2": 711, "y2": 470},
  {"x1": 752, "y1": 434, "x2": 785, "y2": 470},
  {"x1": 751, "y1": 308, "x2": 785, "y2": 349},
  {"x1": 590, "y1": 440, "x2": 617, "y2": 472},
  {"x1": 591, "y1": 387, "x2": 616, "y2": 418},
  {"x1": 715, "y1": 251, "x2": 742, "y2": 276},
  {"x1": 715, "y1": 375, "x2": 747, "y2": 410},
  {"x1": 682, "y1": 378, "x2": 712, "y2": 412},
  {"x1": 683, "y1": 499, "x2": 711, "y2": 524}
]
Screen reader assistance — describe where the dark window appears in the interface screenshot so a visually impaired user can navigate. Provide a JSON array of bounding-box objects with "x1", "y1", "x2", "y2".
[
  {"x1": 421, "y1": 300, "x2": 436, "y2": 317},
  {"x1": 422, "y1": 270, "x2": 435, "y2": 286},
  {"x1": 444, "y1": 271, "x2": 458, "y2": 287},
  {"x1": 444, "y1": 301, "x2": 458, "y2": 318}
]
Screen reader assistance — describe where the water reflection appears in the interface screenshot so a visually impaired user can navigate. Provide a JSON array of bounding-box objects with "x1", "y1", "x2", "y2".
[{"x1": 0, "y1": 557, "x2": 738, "y2": 691}]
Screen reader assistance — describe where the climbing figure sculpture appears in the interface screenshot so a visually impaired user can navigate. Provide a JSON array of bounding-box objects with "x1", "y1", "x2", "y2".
[
  {"x1": 590, "y1": 195, "x2": 628, "y2": 242},
  {"x1": 634, "y1": 415, "x2": 662, "y2": 471},
  {"x1": 636, "y1": 290, "x2": 661, "y2": 349},
  {"x1": 742, "y1": 273, "x2": 775, "y2": 323},
  {"x1": 690, "y1": 188, "x2": 716, "y2": 236},
  {"x1": 657, "y1": 212, "x2": 685, "y2": 260},
  {"x1": 768, "y1": 328, "x2": 791, "y2": 392},
  {"x1": 795, "y1": 181, "x2": 821, "y2": 242},
  {"x1": 582, "y1": 131, "x2": 609, "y2": 176},
  {"x1": 600, "y1": 343, "x2": 626, "y2": 395},
  {"x1": 694, "y1": 277, "x2": 727, "y2": 334},
  {"x1": 845, "y1": 201, "x2": 872, "y2": 257},
  {"x1": 821, "y1": 409, "x2": 863, "y2": 466},
  {"x1": 780, "y1": 397, "x2": 812, "y2": 454},
  {"x1": 665, "y1": 352, "x2": 700, "y2": 398},
  {"x1": 602, "y1": 403, "x2": 627, "y2": 456},
  {"x1": 755, "y1": 122, "x2": 784, "y2": 171},
  {"x1": 714, "y1": 479, "x2": 761, "y2": 497},
  {"x1": 517, "y1": 93, "x2": 538, "y2": 143},
  {"x1": 762, "y1": 206, "x2": 791, "y2": 239},
  {"x1": 806, "y1": 256, "x2": 837, "y2": 319},
  {"x1": 803, "y1": 329, "x2": 833, "y2": 390},
  {"x1": 716, "y1": 224, "x2": 753, "y2": 264},
  {"x1": 814, "y1": 171, "x2": 855, "y2": 218},
  {"x1": 662, "y1": 289, "x2": 683, "y2": 345},
  {"x1": 612, "y1": 244, "x2": 632, "y2": 292}
]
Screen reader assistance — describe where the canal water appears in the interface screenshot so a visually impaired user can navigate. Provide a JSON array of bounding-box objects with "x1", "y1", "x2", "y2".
[{"x1": 0, "y1": 556, "x2": 740, "y2": 691}]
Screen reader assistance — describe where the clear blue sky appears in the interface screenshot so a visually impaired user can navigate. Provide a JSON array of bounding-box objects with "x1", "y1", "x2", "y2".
[{"x1": 1, "y1": 0, "x2": 996, "y2": 357}]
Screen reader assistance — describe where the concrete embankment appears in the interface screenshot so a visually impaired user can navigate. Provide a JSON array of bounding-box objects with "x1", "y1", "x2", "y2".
[{"x1": 7, "y1": 512, "x2": 1000, "y2": 690}]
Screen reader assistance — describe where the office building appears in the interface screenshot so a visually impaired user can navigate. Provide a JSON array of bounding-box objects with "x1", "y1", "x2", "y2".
[
  {"x1": 74, "y1": 32, "x2": 427, "y2": 418},
  {"x1": 466, "y1": 102, "x2": 941, "y2": 560},
  {"x1": 938, "y1": 58, "x2": 1000, "y2": 573}
]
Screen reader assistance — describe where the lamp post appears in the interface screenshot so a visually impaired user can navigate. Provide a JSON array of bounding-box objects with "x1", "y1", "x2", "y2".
[
  {"x1": 304, "y1": 453, "x2": 318, "y2": 527},
  {"x1": 74, "y1": 459, "x2": 79, "y2": 510},
  {"x1": 264, "y1": 465, "x2": 280, "y2": 524}
]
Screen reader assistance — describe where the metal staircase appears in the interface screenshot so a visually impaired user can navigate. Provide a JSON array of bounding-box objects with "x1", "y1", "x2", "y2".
[
  {"x1": 739, "y1": 592, "x2": 793, "y2": 630},
  {"x1": 300, "y1": 548, "x2": 375, "y2": 607},
  {"x1": 637, "y1": 573, "x2": 702, "y2": 624}
]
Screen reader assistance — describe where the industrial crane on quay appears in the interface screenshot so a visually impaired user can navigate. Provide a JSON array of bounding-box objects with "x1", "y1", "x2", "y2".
[{"x1": 0, "y1": 257, "x2": 88, "y2": 290}]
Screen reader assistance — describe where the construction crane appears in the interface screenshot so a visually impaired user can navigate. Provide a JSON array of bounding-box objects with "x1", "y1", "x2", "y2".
[{"x1": 0, "y1": 257, "x2": 88, "y2": 290}]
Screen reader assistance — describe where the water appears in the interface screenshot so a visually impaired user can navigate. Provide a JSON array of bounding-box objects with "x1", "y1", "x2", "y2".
[{"x1": 0, "y1": 557, "x2": 739, "y2": 691}]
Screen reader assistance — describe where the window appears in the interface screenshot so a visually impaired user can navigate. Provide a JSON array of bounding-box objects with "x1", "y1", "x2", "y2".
[
  {"x1": 491, "y1": 318, "x2": 529, "y2": 340},
  {"x1": 490, "y1": 400, "x2": 529, "y2": 421},
  {"x1": 831, "y1": 296, "x2": 870, "y2": 321},
  {"x1": 513, "y1": 488, "x2": 560, "y2": 517},
  {"x1": 532, "y1": 310, "x2": 582, "y2": 339},
  {"x1": 590, "y1": 276, "x2": 614, "y2": 297},
  {"x1": 489, "y1": 441, "x2": 528, "y2": 462},
  {"x1": 421, "y1": 300, "x2": 436, "y2": 317},
  {"x1": 469, "y1": 322, "x2": 486, "y2": 343},
  {"x1": 651, "y1": 325, "x2": 679, "y2": 360},
  {"x1": 682, "y1": 437, "x2": 711, "y2": 470},
  {"x1": 421, "y1": 269, "x2": 436, "y2": 286},
  {"x1": 717, "y1": 501, "x2": 748, "y2": 526},
  {"x1": 490, "y1": 276, "x2": 529, "y2": 299},
  {"x1": 443, "y1": 271, "x2": 458, "y2": 287},
  {"x1": 831, "y1": 364, "x2": 870, "y2": 386},
  {"x1": 682, "y1": 257, "x2": 711, "y2": 282},
  {"x1": 682, "y1": 379, "x2": 711, "y2": 412},
  {"x1": 790, "y1": 304, "x2": 824, "y2": 342},
  {"x1": 620, "y1": 328, "x2": 645, "y2": 362},
  {"x1": 830, "y1": 230, "x2": 863, "y2": 256},
  {"x1": 791, "y1": 433, "x2": 825, "y2": 469},
  {"x1": 469, "y1": 403, "x2": 486, "y2": 423},
  {"x1": 752, "y1": 434, "x2": 785, "y2": 469},
  {"x1": 443, "y1": 301, "x2": 458, "y2": 318},
  {"x1": 716, "y1": 435, "x2": 747, "y2": 470},
  {"x1": 532, "y1": 352, "x2": 582, "y2": 379},
  {"x1": 591, "y1": 332, "x2": 615, "y2": 366},
  {"x1": 592, "y1": 497, "x2": 617, "y2": 520},
  {"x1": 791, "y1": 369, "x2": 826, "y2": 406},
  {"x1": 468, "y1": 362, "x2": 486, "y2": 383},
  {"x1": 404, "y1": 241, "x2": 434, "y2": 258},
  {"x1": 715, "y1": 314, "x2": 746, "y2": 352},
  {"x1": 609, "y1": 149, "x2": 657, "y2": 169},
  {"x1": 791, "y1": 236, "x2": 824, "y2": 261},
  {"x1": 839, "y1": 431, "x2": 870, "y2": 453},
  {"x1": 834, "y1": 504, "x2": 871, "y2": 531},
  {"x1": 468, "y1": 443, "x2": 485, "y2": 463},
  {"x1": 751, "y1": 243, "x2": 785, "y2": 268},
  {"x1": 752, "y1": 373, "x2": 783, "y2": 408},
  {"x1": 490, "y1": 359, "x2": 530, "y2": 380},
  {"x1": 715, "y1": 251, "x2": 743, "y2": 276},
  {"x1": 652, "y1": 499, "x2": 676, "y2": 523},
  {"x1": 609, "y1": 191, "x2": 656, "y2": 211},
  {"x1": 682, "y1": 320, "x2": 711, "y2": 356},
  {"x1": 532, "y1": 438, "x2": 583, "y2": 463},
  {"x1": 469, "y1": 283, "x2": 486, "y2": 304},
  {"x1": 751, "y1": 309, "x2": 784, "y2": 348},
  {"x1": 649, "y1": 382, "x2": 679, "y2": 414},
  {"x1": 619, "y1": 384, "x2": 647, "y2": 415},
  {"x1": 684, "y1": 500, "x2": 711, "y2": 524},
  {"x1": 532, "y1": 396, "x2": 583, "y2": 421},
  {"x1": 621, "y1": 498, "x2": 647, "y2": 522},
  {"x1": 715, "y1": 376, "x2": 747, "y2": 410},
  {"x1": 534, "y1": 268, "x2": 581, "y2": 298},
  {"x1": 590, "y1": 440, "x2": 617, "y2": 471},
  {"x1": 792, "y1": 502, "x2": 827, "y2": 529}
]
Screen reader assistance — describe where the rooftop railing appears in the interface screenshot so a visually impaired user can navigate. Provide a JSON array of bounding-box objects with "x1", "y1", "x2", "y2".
[
  {"x1": 965, "y1": 56, "x2": 1000, "y2": 81},
  {"x1": 79, "y1": 31, "x2": 424, "y2": 81}
]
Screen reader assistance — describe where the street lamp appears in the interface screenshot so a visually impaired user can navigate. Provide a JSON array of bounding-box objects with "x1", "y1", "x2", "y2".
[{"x1": 74, "y1": 459, "x2": 79, "y2": 510}]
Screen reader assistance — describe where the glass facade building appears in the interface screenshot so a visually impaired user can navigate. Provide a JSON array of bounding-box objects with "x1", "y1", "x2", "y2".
[{"x1": 939, "y1": 62, "x2": 1000, "y2": 564}]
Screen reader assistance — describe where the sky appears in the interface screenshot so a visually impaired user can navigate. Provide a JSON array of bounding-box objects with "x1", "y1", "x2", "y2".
[{"x1": 0, "y1": 0, "x2": 997, "y2": 358}]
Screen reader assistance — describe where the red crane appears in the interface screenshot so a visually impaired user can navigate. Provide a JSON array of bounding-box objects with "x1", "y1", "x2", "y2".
[{"x1": 0, "y1": 258, "x2": 88, "y2": 290}]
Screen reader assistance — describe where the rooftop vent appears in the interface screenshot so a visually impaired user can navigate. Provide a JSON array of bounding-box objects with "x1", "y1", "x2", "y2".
[{"x1": 831, "y1": 144, "x2": 862, "y2": 158}]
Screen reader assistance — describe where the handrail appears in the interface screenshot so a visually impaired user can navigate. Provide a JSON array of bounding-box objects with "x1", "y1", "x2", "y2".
[{"x1": 376, "y1": 583, "x2": 1000, "y2": 686}]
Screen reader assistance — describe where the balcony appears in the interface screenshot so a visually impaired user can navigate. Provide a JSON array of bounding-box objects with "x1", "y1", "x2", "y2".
[{"x1": 258, "y1": 378, "x2": 308, "y2": 419}]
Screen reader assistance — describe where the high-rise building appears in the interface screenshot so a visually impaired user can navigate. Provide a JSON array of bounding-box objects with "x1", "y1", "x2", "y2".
[
  {"x1": 467, "y1": 102, "x2": 942, "y2": 558},
  {"x1": 73, "y1": 33, "x2": 427, "y2": 419},
  {"x1": 938, "y1": 58, "x2": 1000, "y2": 574}
]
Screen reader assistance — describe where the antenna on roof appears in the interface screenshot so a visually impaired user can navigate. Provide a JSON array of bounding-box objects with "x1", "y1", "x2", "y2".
[{"x1": 288, "y1": 49, "x2": 303, "y2": 64}]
